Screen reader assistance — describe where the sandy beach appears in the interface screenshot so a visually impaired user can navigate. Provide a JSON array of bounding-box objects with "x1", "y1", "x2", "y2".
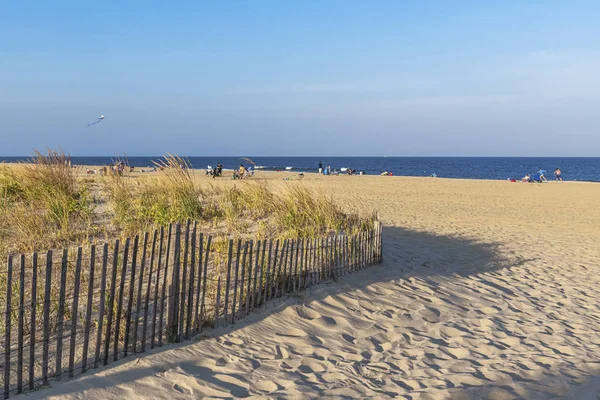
[{"x1": 28, "y1": 173, "x2": 600, "y2": 399}]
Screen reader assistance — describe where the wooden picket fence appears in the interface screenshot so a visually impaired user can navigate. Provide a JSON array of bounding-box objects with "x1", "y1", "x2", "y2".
[{"x1": 0, "y1": 219, "x2": 383, "y2": 398}]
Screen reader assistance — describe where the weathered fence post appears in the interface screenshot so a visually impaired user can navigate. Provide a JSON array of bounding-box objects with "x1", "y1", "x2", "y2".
[
  {"x1": 134, "y1": 232, "x2": 149, "y2": 353},
  {"x1": 114, "y1": 238, "x2": 130, "y2": 361},
  {"x1": 4, "y1": 255, "x2": 13, "y2": 398},
  {"x1": 142, "y1": 230, "x2": 158, "y2": 352},
  {"x1": 17, "y1": 254, "x2": 25, "y2": 393},
  {"x1": 29, "y1": 253, "x2": 38, "y2": 390},
  {"x1": 199, "y1": 235, "x2": 211, "y2": 331},
  {"x1": 55, "y1": 249, "x2": 69, "y2": 381},
  {"x1": 167, "y1": 224, "x2": 181, "y2": 343},
  {"x1": 224, "y1": 239, "x2": 235, "y2": 325},
  {"x1": 94, "y1": 243, "x2": 109, "y2": 368},
  {"x1": 68, "y1": 247, "x2": 83, "y2": 377},
  {"x1": 82, "y1": 245, "x2": 96, "y2": 372},
  {"x1": 178, "y1": 221, "x2": 190, "y2": 342},
  {"x1": 124, "y1": 235, "x2": 139, "y2": 356}
]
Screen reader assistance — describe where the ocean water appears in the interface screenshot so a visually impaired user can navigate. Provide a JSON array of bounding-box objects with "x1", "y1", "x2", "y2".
[{"x1": 1, "y1": 156, "x2": 598, "y2": 182}]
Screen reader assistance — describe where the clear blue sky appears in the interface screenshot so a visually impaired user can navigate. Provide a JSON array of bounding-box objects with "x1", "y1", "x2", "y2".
[{"x1": 1, "y1": 1, "x2": 599, "y2": 156}]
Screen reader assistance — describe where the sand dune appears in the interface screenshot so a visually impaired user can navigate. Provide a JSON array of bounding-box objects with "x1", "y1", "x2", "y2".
[{"x1": 28, "y1": 175, "x2": 600, "y2": 399}]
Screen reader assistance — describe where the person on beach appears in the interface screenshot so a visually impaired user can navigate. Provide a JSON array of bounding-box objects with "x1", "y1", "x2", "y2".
[
  {"x1": 554, "y1": 168, "x2": 563, "y2": 181},
  {"x1": 318, "y1": 161, "x2": 323, "y2": 174},
  {"x1": 239, "y1": 164, "x2": 247, "y2": 178},
  {"x1": 522, "y1": 174, "x2": 531, "y2": 182},
  {"x1": 538, "y1": 168, "x2": 548, "y2": 182}
]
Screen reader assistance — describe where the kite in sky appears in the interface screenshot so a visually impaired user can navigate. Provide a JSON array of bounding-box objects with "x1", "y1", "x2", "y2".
[{"x1": 87, "y1": 115, "x2": 105, "y2": 126}]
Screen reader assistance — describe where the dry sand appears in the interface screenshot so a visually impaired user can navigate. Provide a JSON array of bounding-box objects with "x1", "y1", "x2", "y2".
[{"x1": 29, "y1": 174, "x2": 600, "y2": 399}]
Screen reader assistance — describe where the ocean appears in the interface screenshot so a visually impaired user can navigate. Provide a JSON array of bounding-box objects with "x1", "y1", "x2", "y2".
[{"x1": 1, "y1": 156, "x2": 598, "y2": 182}]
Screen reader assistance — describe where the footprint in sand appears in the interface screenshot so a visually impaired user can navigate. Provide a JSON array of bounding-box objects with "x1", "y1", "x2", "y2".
[
  {"x1": 421, "y1": 307, "x2": 442, "y2": 323},
  {"x1": 172, "y1": 384, "x2": 190, "y2": 395},
  {"x1": 250, "y1": 380, "x2": 279, "y2": 394},
  {"x1": 275, "y1": 345, "x2": 289, "y2": 359},
  {"x1": 216, "y1": 355, "x2": 234, "y2": 366},
  {"x1": 320, "y1": 372, "x2": 348, "y2": 383},
  {"x1": 296, "y1": 306, "x2": 321, "y2": 320},
  {"x1": 224, "y1": 337, "x2": 244, "y2": 346},
  {"x1": 277, "y1": 328, "x2": 306, "y2": 338},
  {"x1": 342, "y1": 333, "x2": 357, "y2": 344},
  {"x1": 298, "y1": 359, "x2": 327, "y2": 374},
  {"x1": 320, "y1": 316, "x2": 337, "y2": 326}
]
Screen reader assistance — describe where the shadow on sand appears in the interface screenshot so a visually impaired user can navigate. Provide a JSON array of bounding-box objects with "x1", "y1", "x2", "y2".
[{"x1": 29, "y1": 226, "x2": 599, "y2": 400}]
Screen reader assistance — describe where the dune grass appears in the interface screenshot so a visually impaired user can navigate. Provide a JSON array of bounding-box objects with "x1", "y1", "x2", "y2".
[
  {"x1": 0, "y1": 149, "x2": 94, "y2": 257},
  {"x1": 1, "y1": 151, "x2": 373, "y2": 260}
]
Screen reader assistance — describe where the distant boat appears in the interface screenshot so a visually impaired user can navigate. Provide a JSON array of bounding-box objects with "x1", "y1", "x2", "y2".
[{"x1": 285, "y1": 166, "x2": 293, "y2": 170}]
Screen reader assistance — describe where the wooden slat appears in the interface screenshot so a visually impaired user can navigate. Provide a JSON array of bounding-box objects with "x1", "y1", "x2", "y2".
[
  {"x1": 167, "y1": 224, "x2": 181, "y2": 343},
  {"x1": 245, "y1": 241, "x2": 254, "y2": 315},
  {"x1": 151, "y1": 227, "x2": 165, "y2": 349},
  {"x1": 114, "y1": 238, "x2": 131, "y2": 361},
  {"x1": 291, "y1": 239, "x2": 300, "y2": 292},
  {"x1": 310, "y1": 239, "x2": 316, "y2": 285},
  {"x1": 104, "y1": 240, "x2": 119, "y2": 365},
  {"x1": 4, "y1": 255, "x2": 13, "y2": 398},
  {"x1": 193, "y1": 233, "x2": 203, "y2": 333},
  {"x1": 275, "y1": 240, "x2": 286, "y2": 298},
  {"x1": 185, "y1": 222, "x2": 197, "y2": 339},
  {"x1": 263, "y1": 240, "x2": 273, "y2": 304},
  {"x1": 68, "y1": 247, "x2": 83, "y2": 378},
  {"x1": 225, "y1": 239, "x2": 242, "y2": 324},
  {"x1": 28, "y1": 253, "x2": 38, "y2": 390},
  {"x1": 124, "y1": 235, "x2": 139, "y2": 356},
  {"x1": 193, "y1": 232, "x2": 204, "y2": 333},
  {"x1": 42, "y1": 250, "x2": 52, "y2": 384},
  {"x1": 199, "y1": 236, "x2": 211, "y2": 331},
  {"x1": 158, "y1": 224, "x2": 173, "y2": 347},
  {"x1": 258, "y1": 240, "x2": 267, "y2": 306},
  {"x1": 251, "y1": 240, "x2": 261, "y2": 311},
  {"x1": 178, "y1": 221, "x2": 190, "y2": 342},
  {"x1": 17, "y1": 254, "x2": 25, "y2": 393},
  {"x1": 94, "y1": 243, "x2": 109, "y2": 368},
  {"x1": 134, "y1": 232, "x2": 149, "y2": 353},
  {"x1": 142, "y1": 230, "x2": 158, "y2": 352},
  {"x1": 55, "y1": 249, "x2": 68, "y2": 381},
  {"x1": 237, "y1": 241, "x2": 249, "y2": 319},
  {"x1": 301, "y1": 238, "x2": 308, "y2": 289},
  {"x1": 82, "y1": 245, "x2": 96, "y2": 372},
  {"x1": 223, "y1": 239, "x2": 234, "y2": 326},
  {"x1": 213, "y1": 275, "x2": 221, "y2": 328},
  {"x1": 319, "y1": 238, "x2": 324, "y2": 282},
  {"x1": 282, "y1": 239, "x2": 292, "y2": 296}
]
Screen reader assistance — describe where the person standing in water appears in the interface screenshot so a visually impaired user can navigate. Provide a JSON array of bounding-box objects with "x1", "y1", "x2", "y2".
[{"x1": 554, "y1": 168, "x2": 563, "y2": 181}]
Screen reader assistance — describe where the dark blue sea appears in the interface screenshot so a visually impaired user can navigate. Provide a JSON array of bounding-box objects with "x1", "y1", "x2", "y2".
[{"x1": 1, "y1": 156, "x2": 598, "y2": 182}]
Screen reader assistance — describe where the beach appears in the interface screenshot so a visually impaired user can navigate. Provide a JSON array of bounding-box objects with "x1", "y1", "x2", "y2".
[{"x1": 29, "y1": 173, "x2": 600, "y2": 399}]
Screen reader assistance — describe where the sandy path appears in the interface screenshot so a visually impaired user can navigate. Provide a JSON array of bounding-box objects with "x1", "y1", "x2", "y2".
[{"x1": 28, "y1": 176, "x2": 600, "y2": 399}]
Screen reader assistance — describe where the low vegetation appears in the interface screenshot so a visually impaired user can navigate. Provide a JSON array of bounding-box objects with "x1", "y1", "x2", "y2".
[{"x1": 1, "y1": 149, "x2": 372, "y2": 260}]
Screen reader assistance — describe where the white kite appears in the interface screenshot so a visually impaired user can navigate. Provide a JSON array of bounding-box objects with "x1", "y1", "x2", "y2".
[{"x1": 88, "y1": 115, "x2": 105, "y2": 126}]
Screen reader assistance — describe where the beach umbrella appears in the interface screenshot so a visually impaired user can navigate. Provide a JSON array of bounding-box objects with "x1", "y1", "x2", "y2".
[{"x1": 240, "y1": 157, "x2": 256, "y2": 167}]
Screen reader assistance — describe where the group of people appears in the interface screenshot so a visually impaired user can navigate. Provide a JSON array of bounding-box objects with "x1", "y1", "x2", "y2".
[
  {"x1": 233, "y1": 163, "x2": 253, "y2": 179},
  {"x1": 206, "y1": 162, "x2": 223, "y2": 178},
  {"x1": 317, "y1": 161, "x2": 363, "y2": 176},
  {"x1": 521, "y1": 168, "x2": 563, "y2": 182}
]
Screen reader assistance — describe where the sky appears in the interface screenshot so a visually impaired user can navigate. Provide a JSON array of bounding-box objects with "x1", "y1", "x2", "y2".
[{"x1": 1, "y1": 1, "x2": 599, "y2": 156}]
